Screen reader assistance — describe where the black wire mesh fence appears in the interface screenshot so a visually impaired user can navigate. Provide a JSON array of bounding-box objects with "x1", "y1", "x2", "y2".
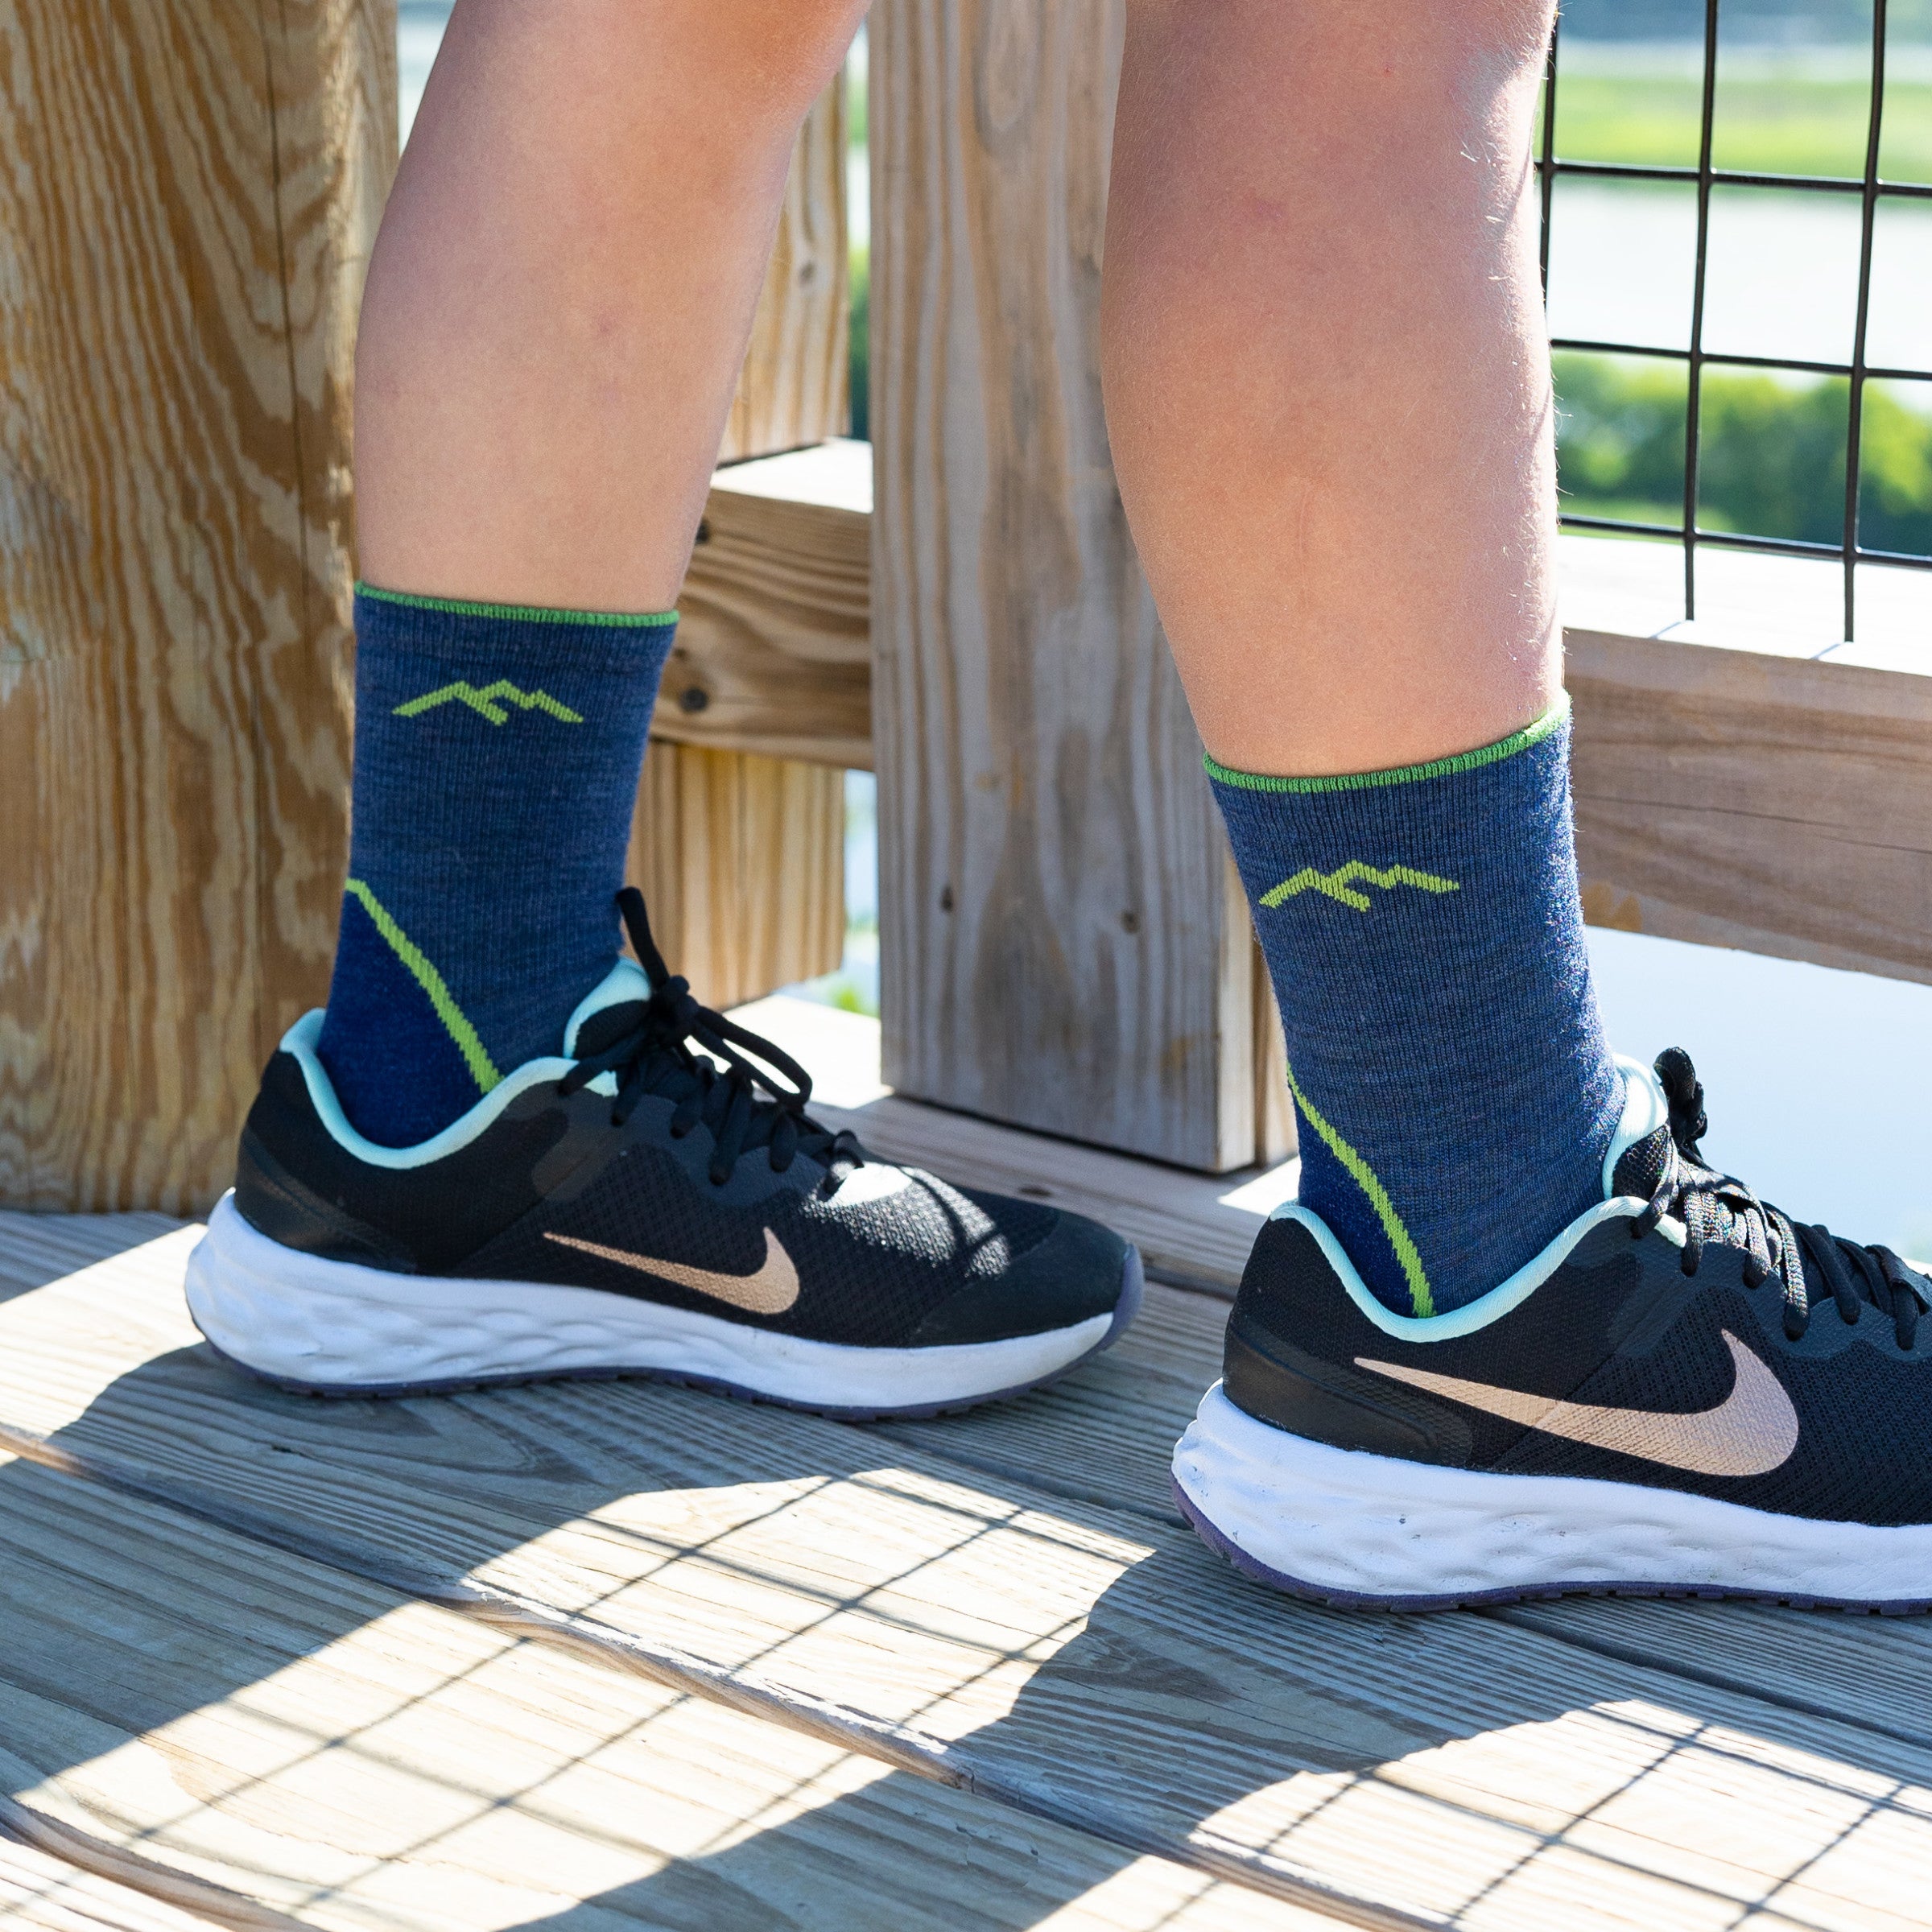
[{"x1": 1539, "y1": 0, "x2": 1932, "y2": 638}]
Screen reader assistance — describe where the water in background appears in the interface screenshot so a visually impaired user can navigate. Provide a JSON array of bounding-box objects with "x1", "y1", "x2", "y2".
[{"x1": 398, "y1": 1, "x2": 446, "y2": 142}]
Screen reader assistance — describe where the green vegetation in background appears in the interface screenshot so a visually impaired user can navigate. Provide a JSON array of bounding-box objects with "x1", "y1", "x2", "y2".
[
  {"x1": 1551, "y1": 75, "x2": 1932, "y2": 179},
  {"x1": 1554, "y1": 352, "x2": 1932, "y2": 553},
  {"x1": 847, "y1": 43, "x2": 867, "y2": 151}
]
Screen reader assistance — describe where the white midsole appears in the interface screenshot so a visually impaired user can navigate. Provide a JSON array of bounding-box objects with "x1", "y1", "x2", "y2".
[
  {"x1": 1172, "y1": 1381, "x2": 1932, "y2": 1604},
  {"x1": 186, "y1": 1195, "x2": 1112, "y2": 1408}
]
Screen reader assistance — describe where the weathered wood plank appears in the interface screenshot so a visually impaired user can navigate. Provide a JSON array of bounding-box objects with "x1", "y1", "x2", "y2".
[
  {"x1": 743, "y1": 998, "x2": 1932, "y2": 1761},
  {"x1": 1571, "y1": 630, "x2": 1932, "y2": 985},
  {"x1": 630, "y1": 77, "x2": 852, "y2": 1009},
  {"x1": 0, "y1": 1210, "x2": 184, "y2": 1297},
  {"x1": 658, "y1": 442, "x2": 873, "y2": 770},
  {"x1": 630, "y1": 745, "x2": 844, "y2": 1009},
  {"x1": 0, "y1": 1, "x2": 395, "y2": 1212},
  {"x1": 869, "y1": 0, "x2": 1257, "y2": 1173},
  {"x1": 7, "y1": 1225, "x2": 1932, "y2": 1930},
  {"x1": 0, "y1": 1837, "x2": 242, "y2": 1932},
  {"x1": 879, "y1": 1273, "x2": 1222, "y2": 1525},
  {"x1": 0, "y1": 1449, "x2": 1320, "y2": 1932},
  {"x1": 888, "y1": 1251, "x2": 1932, "y2": 1787}
]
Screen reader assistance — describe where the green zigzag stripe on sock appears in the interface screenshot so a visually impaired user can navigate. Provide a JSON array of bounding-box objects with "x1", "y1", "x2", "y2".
[
  {"x1": 1260, "y1": 862, "x2": 1460, "y2": 913},
  {"x1": 342, "y1": 879, "x2": 502, "y2": 1096},
  {"x1": 394, "y1": 680, "x2": 584, "y2": 725},
  {"x1": 1282, "y1": 1060, "x2": 1435, "y2": 1319}
]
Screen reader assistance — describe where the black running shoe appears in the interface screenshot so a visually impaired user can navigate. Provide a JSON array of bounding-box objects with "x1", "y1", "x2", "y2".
[
  {"x1": 1174, "y1": 1049, "x2": 1932, "y2": 1610},
  {"x1": 188, "y1": 890, "x2": 1141, "y2": 1415}
]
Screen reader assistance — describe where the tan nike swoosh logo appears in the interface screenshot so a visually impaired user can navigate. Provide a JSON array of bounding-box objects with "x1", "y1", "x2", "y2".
[
  {"x1": 544, "y1": 1228, "x2": 800, "y2": 1315},
  {"x1": 1355, "y1": 1331, "x2": 1797, "y2": 1477}
]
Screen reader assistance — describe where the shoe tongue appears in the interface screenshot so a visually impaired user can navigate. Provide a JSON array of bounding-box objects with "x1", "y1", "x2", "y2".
[{"x1": 563, "y1": 959, "x2": 653, "y2": 1059}]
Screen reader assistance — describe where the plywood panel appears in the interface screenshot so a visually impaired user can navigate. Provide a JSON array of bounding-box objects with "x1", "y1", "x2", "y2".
[
  {"x1": 8, "y1": 1224, "x2": 1932, "y2": 1930},
  {"x1": 869, "y1": 0, "x2": 1255, "y2": 1173},
  {"x1": 0, "y1": 2, "x2": 394, "y2": 1212}
]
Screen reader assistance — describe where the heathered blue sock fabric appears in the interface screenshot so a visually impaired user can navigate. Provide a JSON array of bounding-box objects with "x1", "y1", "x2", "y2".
[
  {"x1": 1211, "y1": 699, "x2": 1623, "y2": 1316},
  {"x1": 316, "y1": 585, "x2": 676, "y2": 1146}
]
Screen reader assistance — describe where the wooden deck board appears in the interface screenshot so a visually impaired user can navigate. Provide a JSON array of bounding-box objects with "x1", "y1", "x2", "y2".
[
  {"x1": 770, "y1": 1003, "x2": 1932, "y2": 1758},
  {"x1": 886, "y1": 1265, "x2": 1932, "y2": 1766},
  {"x1": 0, "y1": 1838, "x2": 240, "y2": 1932},
  {"x1": 0, "y1": 1436, "x2": 1328, "y2": 1932},
  {"x1": 2, "y1": 1224, "x2": 1930, "y2": 1927}
]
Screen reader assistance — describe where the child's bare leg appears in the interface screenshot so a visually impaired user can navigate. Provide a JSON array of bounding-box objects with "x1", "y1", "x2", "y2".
[
  {"x1": 357, "y1": 0, "x2": 867, "y2": 612},
  {"x1": 1104, "y1": 0, "x2": 1559, "y2": 779}
]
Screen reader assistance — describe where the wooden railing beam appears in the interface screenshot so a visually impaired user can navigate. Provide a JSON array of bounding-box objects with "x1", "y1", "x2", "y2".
[{"x1": 670, "y1": 464, "x2": 1932, "y2": 996}]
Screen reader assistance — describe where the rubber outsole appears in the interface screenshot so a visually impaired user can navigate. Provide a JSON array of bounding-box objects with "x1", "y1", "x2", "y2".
[
  {"x1": 1171, "y1": 1466, "x2": 1932, "y2": 1616},
  {"x1": 196, "y1": 1244, "x2": 1145, "y2": 1422}
]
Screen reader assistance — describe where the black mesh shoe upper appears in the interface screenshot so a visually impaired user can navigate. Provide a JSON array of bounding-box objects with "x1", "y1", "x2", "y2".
[
  {"x1": 236, "y1": 891, "x2": 1129, "y2": 1352},
  {"x1": 1224, "y1": 1050, "x2": 1932, "y2": 1527}
]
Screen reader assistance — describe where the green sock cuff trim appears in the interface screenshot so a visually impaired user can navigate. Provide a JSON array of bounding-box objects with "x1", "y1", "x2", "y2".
[
  {"x1": 1203, "y1": 694, "x2": 1571, "y2": 795},
  {"x1": 1282, "y1": 1060, "x2": 1435, "y2": 1319},
  {"x1": 357, "y1": 583, "x2": 679, "y2": 628},
  {"x1": 343, "y1": 879, "x2": 502, "y2": 1096}
]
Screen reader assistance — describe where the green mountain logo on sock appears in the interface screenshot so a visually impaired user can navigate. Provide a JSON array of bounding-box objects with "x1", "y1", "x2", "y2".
[
  {"x1": 394, "y1": 680, "x2": 584, "y2": 726},
  {"x1": 1261, "y1": 862, "x2": 1460, "y2": 913}
]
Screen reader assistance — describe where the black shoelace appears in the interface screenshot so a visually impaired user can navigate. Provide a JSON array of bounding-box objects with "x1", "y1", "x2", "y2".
[
  {"x1": 1629, "y1": 1047, "x2": 1926, "y2": 1348},
  {"x1": 558, "y1": 889, "x2": 865, "y2": 1190}
]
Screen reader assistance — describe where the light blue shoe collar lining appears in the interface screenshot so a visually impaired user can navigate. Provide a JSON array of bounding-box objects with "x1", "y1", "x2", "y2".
[
  {"x1": 283, "y1": 957, "x2": 654, "y2": 1172},
  {"x1": 1268, "y1": 1053, "x2": 1679, "y2": 1343}
]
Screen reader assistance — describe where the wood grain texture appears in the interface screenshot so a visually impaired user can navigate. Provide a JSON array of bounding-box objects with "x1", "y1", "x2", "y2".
[
  {"x1": 719, "y1": 78, "x2": 850, "y2": 470},
  {"x1": 0, "y1": 1443, "x2": 1323, "y2": 1932},
  {"x1": 869, "y1": 0, "x2": 1256, "y2": 1174},
  {"x1": 0, "y1": 1837, "x2": 242, "y2": 1932},
  {"x1": 0, "y1": 1208, "x2": 184, "y2": 1296},
  {"x1": 1571, "y1": 630, "x2": 1932, "y2": 983},
  {"x1": 0, "y1": 1, "x2": 395, "y2": 1212},
  {"x1": 629, "y1": 744, "x2": 844, "y2": 1010},
  {"x1": 11, "y1": 1225, "x2": 1932, "y2": 1930},
  {"x1": 658, "y1": 441, "x2": 873, "y2": 769},
  {"x1": 633, "y1": 77, "x2": 852, "y2": 1011}
]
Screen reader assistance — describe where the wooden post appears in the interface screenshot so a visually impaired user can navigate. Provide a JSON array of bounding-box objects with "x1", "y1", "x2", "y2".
[
  {"x1": 0, "y1": 2, "x2": 395, "y2": 1212},
  {"x1": 869, "y1": 2, "x2": 1263, "y2": 1171},
  {"x1": 631, "y1": 76, "x2": 850, "y2": 1009}
]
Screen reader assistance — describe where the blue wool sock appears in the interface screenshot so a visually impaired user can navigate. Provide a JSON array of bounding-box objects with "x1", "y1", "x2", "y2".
[
  {"x1": 316, "y1": 585, "x2": 676, "y2": 1146},
  {"x1": 1211, "y1": 698, "x2": 1623, "y2": 1317}
]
